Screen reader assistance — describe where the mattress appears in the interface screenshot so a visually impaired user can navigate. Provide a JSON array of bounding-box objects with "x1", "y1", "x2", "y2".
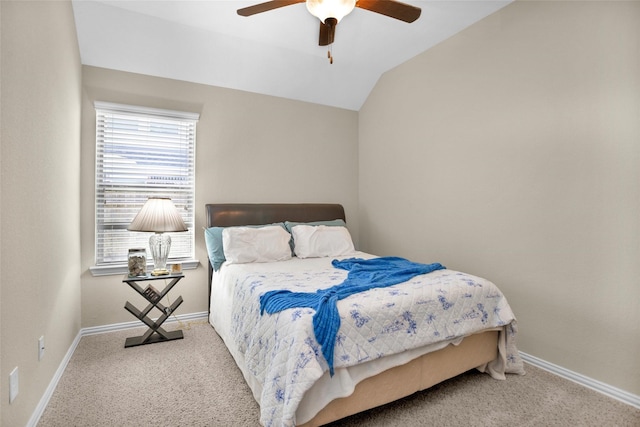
[{"x1": 208, "y1": 252, "x2": 524, "y2": 426}]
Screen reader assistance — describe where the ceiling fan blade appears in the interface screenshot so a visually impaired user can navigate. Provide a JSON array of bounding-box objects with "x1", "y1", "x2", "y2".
[
  {"x1": 237, "y1": 0, "x2": 305, "y2": 17},
  {"x1": 318, "y1": 18, "x2": 336, "y2": 46},
  {"x1": 356, "y1": 0, "x2": 421, "y2": 23}
]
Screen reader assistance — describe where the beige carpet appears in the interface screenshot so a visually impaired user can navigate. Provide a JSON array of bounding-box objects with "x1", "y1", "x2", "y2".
[{"x1": 38, "y1": 320, "x2": 639, "y2": 426}]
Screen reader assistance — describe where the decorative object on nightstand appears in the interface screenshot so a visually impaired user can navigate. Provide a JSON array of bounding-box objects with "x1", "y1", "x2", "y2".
[
  {"x1": 127, "y1": 197, "x2": 187, "y2": 276},
  {"x1": 122, "y1": 273, "x2": 184, "y2": 347},
  {"x1": 170, "y1": 262, "x2": 182, "y2": 274},
  {"x1": 127, "y1": 248, "x2": 147, "y2": 277}
]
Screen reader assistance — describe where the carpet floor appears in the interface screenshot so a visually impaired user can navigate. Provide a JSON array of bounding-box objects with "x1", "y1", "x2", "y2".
[{"x1": 37, "y1": 320, "x2": 639, "y2": 426}]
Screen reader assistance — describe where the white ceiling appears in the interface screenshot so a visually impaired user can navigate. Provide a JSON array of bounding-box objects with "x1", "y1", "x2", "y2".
[{"x1": 72, "y1": 0, "x2": 512, "y2": 111}]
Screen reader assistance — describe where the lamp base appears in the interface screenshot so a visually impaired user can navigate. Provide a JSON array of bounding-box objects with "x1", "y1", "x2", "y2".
[
  {"x1": 150, "y1": 268, "x2": 170, "y2": 276},
  {"x1": 149, "y1": 233, "x2": 172, "y2": 276}
]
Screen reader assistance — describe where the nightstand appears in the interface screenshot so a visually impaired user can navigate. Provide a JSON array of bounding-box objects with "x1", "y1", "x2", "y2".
[{"x1": 121, "y1": 273, "x2": 184, "y2": 348}]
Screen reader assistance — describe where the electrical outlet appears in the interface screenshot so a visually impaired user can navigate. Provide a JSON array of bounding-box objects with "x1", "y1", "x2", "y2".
[
  {"x1": 9, "y1": 367, "x2": 19, "y2": 404},
  {"x1": 39, "y1": 336, "x2": 45, "y2": 361}
]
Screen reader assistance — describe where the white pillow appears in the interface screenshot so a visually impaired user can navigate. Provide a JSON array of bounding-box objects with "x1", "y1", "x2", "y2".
[
  {"x1": 291, "y1": 225, "x2": 355, "y2": 259},
  {"x1": 222, "y1": 225, "x2": 292, "y2": 265}
]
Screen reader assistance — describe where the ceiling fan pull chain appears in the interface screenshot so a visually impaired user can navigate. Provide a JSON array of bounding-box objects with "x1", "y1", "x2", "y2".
[{"x1": 328, "y1": 44, "x2": 334, "y2": 64}]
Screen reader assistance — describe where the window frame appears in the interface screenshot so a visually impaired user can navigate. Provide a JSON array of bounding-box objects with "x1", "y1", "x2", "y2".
[{"x1": 90, "y1": 102, "x2": 199, "y2": 276}]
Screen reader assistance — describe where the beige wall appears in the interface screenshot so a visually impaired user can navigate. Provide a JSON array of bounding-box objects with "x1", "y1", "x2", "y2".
[
  {"x1": 80, "y1": 66, "x2": 359, "y2": 328},
  {"x1": 1, "y1": 1, "x2": 82, "y2": 425},
  {"x1": 359, "y1": 1, "x2": 640, "y2": 395}
]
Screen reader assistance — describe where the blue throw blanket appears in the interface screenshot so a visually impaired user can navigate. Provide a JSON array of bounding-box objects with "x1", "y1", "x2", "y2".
[{"x1": 260, "y1": 257, "x2": 445, "y2": 375}]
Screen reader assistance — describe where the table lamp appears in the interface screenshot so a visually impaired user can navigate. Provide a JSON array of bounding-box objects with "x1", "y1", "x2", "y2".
[{"x1": 128, "y1": 197, "x2": 187, "y2": 276}]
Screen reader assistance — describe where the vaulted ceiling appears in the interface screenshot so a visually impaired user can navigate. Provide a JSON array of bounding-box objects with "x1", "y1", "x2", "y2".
[{"x1": 72, "y1": 0, "x2": 512, "y2": 110}]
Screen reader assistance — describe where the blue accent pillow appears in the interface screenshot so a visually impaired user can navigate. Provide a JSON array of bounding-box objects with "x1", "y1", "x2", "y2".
[
  {"x1": 204, "y1": 223, "x2": 287, "y2": 271},
  {"x1": 284, "y1": 219, "x2": 346, "y2": 253}
]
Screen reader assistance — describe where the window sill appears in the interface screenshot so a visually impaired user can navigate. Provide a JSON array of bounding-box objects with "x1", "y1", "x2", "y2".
[{"x1": 89, "y1": 259, "x2": 200, "y2": 277}]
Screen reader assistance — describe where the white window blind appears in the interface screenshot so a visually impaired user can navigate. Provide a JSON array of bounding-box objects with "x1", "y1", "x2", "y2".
[{"x1": 95, "y1": 102, "x2": 198, "y2": 266}]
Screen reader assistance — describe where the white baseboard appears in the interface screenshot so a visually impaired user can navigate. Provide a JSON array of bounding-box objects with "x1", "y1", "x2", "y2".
[
  {"x1": 81, "y1": 310, "x2": 209, "y2": 336},
  {"x1": 27, "y1": 311, "x2": 209, "y2": 427},
  {"x1": 27, "y1": 328, "x2": 83, "y2": 427},
  {"x1": 520, "y1": 351, "x2": 640, "y2": 410}
]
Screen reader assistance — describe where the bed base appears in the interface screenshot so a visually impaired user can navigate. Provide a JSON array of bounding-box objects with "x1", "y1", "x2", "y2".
[{"x1": 299, "y1": 330, "x2": 499, "y2": 426}]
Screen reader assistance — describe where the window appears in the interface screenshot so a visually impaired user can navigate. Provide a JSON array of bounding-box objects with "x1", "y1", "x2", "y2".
[{"x1": 92, "y1": 102, "x2": 198, "y2": 275}]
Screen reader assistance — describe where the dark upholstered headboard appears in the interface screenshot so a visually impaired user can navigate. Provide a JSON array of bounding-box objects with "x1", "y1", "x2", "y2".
[{"x1": 204, "y1": 203, "x2": 346, "y2": 302}]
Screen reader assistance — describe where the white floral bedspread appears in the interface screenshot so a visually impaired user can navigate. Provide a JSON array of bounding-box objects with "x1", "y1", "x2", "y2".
[{"x1": 228, "y1": 257, "x2": 523, "y2": 426}]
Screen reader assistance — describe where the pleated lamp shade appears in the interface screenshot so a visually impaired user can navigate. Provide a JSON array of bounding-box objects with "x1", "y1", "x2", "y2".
[
  {"x1": 128, "y1": 197, "x2": 187, "y2": 275},
  {"x1": 128, "y1": 197, "x2": 187, "y2": 233}
]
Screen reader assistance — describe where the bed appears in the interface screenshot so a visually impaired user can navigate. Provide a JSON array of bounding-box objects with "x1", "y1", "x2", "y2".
[{"x1": 205, "y1": 203, "x2": 524, "y2": 427}]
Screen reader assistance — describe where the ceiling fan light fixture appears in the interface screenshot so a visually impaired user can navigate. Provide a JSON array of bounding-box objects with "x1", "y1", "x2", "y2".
[{"x1": 306, "y1": 0, "x2": 356, "y2": 24}]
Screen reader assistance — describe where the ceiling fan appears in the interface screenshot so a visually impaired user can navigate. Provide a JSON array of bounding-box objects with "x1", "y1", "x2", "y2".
[{"x1": 237, "y1": 0, "x2": 421, "y2": 63}]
